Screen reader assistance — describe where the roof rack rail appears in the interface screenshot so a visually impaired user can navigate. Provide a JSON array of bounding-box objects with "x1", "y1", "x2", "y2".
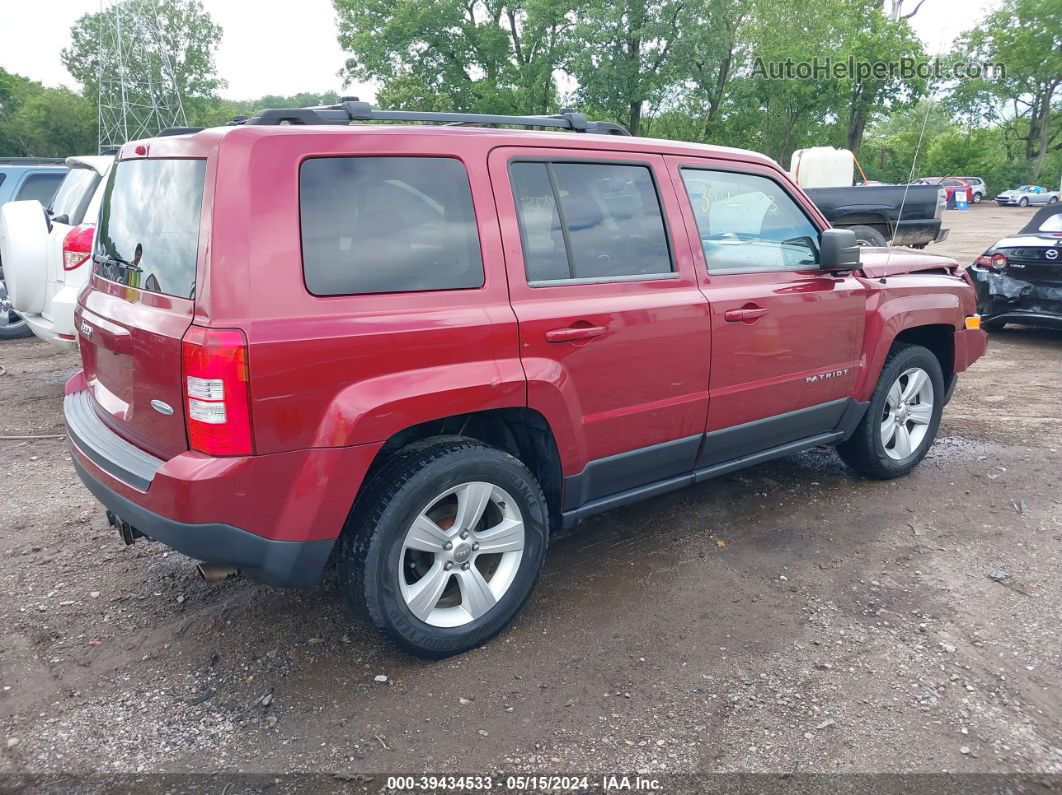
[{"x1": 237, "y1": 100, "x2": 631, "y2": 136}]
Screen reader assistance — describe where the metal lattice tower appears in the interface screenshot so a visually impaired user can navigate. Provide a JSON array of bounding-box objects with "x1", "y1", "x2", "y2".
[{"x1": 96, "y1": 0, "x2": 188, "y2": 152}]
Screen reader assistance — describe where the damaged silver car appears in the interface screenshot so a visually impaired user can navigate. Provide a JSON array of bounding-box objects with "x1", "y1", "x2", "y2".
[{"x1": 969, "y1": 204, "x2": 1062, "y2": 331}]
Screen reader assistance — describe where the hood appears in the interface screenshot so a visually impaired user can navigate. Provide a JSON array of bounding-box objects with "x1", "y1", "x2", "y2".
[
  {"x1": 856, "y1": 247, "x2": 961, "y2": 278},
  {"x1": 997, "y1": 190, "x2": 1019, "y2": 196}
]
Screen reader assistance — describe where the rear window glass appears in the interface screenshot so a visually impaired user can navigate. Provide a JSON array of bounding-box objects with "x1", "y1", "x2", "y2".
[
  {"x1": 15, "y1": 173, "x2": 64, "y2": 205},
  {"x1": 510, "y1": 161, "x2": 672, "y2": 283},
  {"x1": 49, "y1": 166, "x2": 100, "y2": 224},
  {"x1": 94, "y1": 159, "x2": 206, "y2": 299},
  {"x1": 299, "y1": 156, "x2": 483, "y2": 295}
]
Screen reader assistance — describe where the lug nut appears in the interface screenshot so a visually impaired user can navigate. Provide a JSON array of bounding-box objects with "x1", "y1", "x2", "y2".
[
  {"x1": 459, "y1": 529, "x2": 469, "y2": 539},
  {"x1": 461, "y1": 562, "x2": 470, "y2": 571},
  {"x1": 472, "y1": 542, "x2": 480, "y2": 551},
  {"x1": 443, "y1": 541, "x2": 453, "y2": 550},
  {"x1": 444, "y1": 561, "x2": 454, "y2": 571}
]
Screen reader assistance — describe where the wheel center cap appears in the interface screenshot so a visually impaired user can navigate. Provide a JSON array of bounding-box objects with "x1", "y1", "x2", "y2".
[{"x1": 452, "y1": 543, "x2": 472, "y2": 564}]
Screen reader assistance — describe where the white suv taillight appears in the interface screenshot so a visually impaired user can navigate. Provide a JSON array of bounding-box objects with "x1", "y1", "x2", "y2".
[{"x1": 62, "y1": 225, "x2": 94, "y2": 270}]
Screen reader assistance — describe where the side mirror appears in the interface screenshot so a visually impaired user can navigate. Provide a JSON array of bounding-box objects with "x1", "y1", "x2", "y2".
[{"x1": 820, "y1": 228, "x2": 860, "y2": 270}]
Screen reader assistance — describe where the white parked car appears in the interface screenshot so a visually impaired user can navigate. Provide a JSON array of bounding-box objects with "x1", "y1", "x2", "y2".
[
  {"x1": 0, "y1": 155, "x2": 113, "y2": 348},
  {"x1": 995, "y1": 185, "x2": 1060, "y2": 207}
]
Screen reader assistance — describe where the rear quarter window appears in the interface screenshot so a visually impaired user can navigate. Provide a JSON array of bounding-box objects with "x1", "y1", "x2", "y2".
[{"x1": 299, "y1": 156, "x2": 484, "y2": 296}]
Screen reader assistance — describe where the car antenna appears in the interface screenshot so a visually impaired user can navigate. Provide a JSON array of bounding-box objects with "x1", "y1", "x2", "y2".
[{"x1": 884, "y1": 78, "x2": 939, "y2": 278}]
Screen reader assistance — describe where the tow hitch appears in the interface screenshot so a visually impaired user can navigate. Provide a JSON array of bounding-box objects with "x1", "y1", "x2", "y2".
[{"x1": 106, "y1": 510, "x2": 146, "y2": 545}]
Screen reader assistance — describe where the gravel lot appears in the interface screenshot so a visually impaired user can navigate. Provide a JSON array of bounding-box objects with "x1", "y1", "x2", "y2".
[{"x1": 1, "y1": 204, "x2": 1059, "y2": 783}]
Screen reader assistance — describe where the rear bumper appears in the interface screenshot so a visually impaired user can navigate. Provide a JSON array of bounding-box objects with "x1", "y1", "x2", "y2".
[
  {"x1": 72, "y1": 457, "x2": 333, "y2": 587},
  {"x1": 22, "y1": 283, "x2": 81, "y2": 349},
  {"x1": 64, "y1": 374, "x2": 383, "y2": 587},
  {"x1": 969, "y1": 268, "x2": 1062, "y2": 329}
]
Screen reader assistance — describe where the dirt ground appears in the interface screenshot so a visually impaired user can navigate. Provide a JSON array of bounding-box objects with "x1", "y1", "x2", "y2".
[{"x1": 0, "y1": 204, "x2": 1059, "y2": 784}]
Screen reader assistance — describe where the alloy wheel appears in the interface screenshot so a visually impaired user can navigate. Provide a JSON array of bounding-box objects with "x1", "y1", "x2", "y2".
[
  {"x1": 880, "y1": 367, "x2": 934, "y2": 460},
  {"x1": 399, "y1": 482, "x2": 525, "y2": 628}
]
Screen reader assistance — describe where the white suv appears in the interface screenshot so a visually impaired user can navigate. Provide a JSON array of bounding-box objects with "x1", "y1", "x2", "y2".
[{"x1": 0, "y1": 155, "x2": 113, "y2": 348}]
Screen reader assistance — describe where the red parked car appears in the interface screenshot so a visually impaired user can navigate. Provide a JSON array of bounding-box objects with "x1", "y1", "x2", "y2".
[
  {"x1": 918, "y1": 176, "x2": 977, "y2": 205},
  {"x1": 67, "y1": 102, "x2": 987, "y2": 657}
]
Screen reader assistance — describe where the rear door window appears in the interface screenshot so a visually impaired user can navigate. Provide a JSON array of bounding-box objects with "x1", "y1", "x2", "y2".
[
  {"x1": 15, "y1": 172, "x2": 64, "y2": 205},
  {"x1": 94, "y1": 159, "x2": 207, "y2": 298},
  {"x1": 299, "y1": 156, "x2": 484, "y2": 296},
  {"x1": 49, "y1": 166, "x2": 100, "y2": 224},
  {"x1": 510, "y1": 161, "x2": 672, "y2": 283}
]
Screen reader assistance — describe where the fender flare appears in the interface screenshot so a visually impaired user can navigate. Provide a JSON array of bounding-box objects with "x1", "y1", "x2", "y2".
[
  {"x1": 310, "y1": 360, "x2": 529, "y2": 449},
  {"x1": 854, "y1": 291, "x2": 961, "y2": 402}
]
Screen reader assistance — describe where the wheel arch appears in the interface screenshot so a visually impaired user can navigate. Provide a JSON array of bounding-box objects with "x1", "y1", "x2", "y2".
[
  {"x1": 363, "y1": 408, "x2": 565, "y2": 532},
  {"x1": 855, "y1": 293, "x2": 962, "y2": 403}
]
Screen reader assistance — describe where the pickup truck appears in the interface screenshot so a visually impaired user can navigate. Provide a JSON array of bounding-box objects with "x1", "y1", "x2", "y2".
[
  {"x1": 64, "y1": 103, "x2": 987, "y2": 657},
  {"x1": 805, "y1": 183, "x2": 949, "y2": 248}
]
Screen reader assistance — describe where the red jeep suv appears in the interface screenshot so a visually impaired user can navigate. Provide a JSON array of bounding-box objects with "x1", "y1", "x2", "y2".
[{"x1": 66, "y1": 102, "x2": 987, "y2": 657}]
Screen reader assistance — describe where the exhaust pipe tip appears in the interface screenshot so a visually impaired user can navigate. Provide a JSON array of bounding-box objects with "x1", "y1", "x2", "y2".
[{"x1": 196, "y1": 563, "x2": 240, "y2": 583}]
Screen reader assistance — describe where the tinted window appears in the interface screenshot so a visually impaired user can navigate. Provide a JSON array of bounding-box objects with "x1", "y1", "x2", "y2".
[
  {"x1": 49, "y1": 166, "x2": 100, "y2": 223},
  {"x1": 95, "y1": 159, "x2": 207, "y2": 299},
  {"x1": 681, "y1": 169, "x2": 820, "y2": 272},
  {"x1": 15, "y1": 173, "x2": 64, "y2": 205},
  {"x1": 510, "y1": 162, "x2": 569, "y2": 281},
  {"x1": 511, "y1": 161, "x2": 672, "y2": 283},
  {"x1": 300, "y1": 157, "x2": 483, "y2": 295}
]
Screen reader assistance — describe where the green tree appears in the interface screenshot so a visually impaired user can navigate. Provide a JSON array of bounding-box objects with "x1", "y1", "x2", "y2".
[
  {"x1": 567, "y1": 0, "x2": 689, "y2": 135},
  {"x1": 62, "y1": 0, "x2": 223, "y2": 144},
  {"x1": 334, "y1": 0, "x2": 573, "y2": 115},
  {"x1": 0, "y1": 69, "x2": 96, "y2": 157},
  {"x1": 949, "y1": 0, "x2": 1062, "y2": 181}
]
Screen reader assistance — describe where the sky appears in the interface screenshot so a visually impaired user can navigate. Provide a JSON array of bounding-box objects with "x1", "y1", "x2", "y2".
[{"x1": 0, "y1": 0, "x2": 999, "y2": 102}]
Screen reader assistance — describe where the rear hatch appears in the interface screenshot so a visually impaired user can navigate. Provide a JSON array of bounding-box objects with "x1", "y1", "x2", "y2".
[{"x1": 77, "y1": 157, "x2": 207, "y2": 460}]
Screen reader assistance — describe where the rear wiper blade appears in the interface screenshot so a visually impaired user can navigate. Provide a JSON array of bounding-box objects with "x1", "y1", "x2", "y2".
[{"x1": 93, "y1": 253, "x2": 138, "y2": 269}]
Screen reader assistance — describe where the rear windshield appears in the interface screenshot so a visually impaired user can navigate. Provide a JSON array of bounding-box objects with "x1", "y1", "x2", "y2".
[
  {"x1": 49, "y1": 166, "x2": 100, "y2": 224},
  {"x1": 94, "y1": 159, "x2": 206, "y2": 299}
]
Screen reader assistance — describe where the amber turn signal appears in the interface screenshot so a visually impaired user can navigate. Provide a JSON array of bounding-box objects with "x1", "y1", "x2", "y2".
[{"x1": 965, "y1": 315, "x2": 982, "y2": 330}]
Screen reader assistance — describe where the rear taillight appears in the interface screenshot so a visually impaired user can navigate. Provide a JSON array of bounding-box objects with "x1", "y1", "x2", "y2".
[
  {"x1": 181, "y1": 326, "x2": 253, "y2": 456},
  {"x1": 62, "y1": 225, "x2": 94, "y2": 270},
  {"x1": 975, "y1": 253, "x2": 1007, "y2": 270}
]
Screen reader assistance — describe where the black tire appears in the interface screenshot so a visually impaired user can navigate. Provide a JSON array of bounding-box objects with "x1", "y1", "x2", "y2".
[
  {"x1": 836, "y1": 343, "x2": 945, "y2": 479},
  {"x1": 972, "y1": 192, "x2": 982, "y2": 203},
  {"x1": 982, "y1": 319, "x2": 1006, "y2": 332},
  {"x1": 849, "y1": 225, "x2": 888, "y2": 247},
  {"x1": 0, "y1": 315, "x2": 32, "y2": 339},
  {"x1": 1018, "y1": 197, "x2": 1029, "y2": 207},
  {"x1": 337, "y1": 436, "x2": 549, "y2": 659},
  {"x1": 0, "y1": 279, "x2": 32, "y2": 339},
  {"x1": 1049, "y1": 197, "x2": 1059, "y2": 205}
]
